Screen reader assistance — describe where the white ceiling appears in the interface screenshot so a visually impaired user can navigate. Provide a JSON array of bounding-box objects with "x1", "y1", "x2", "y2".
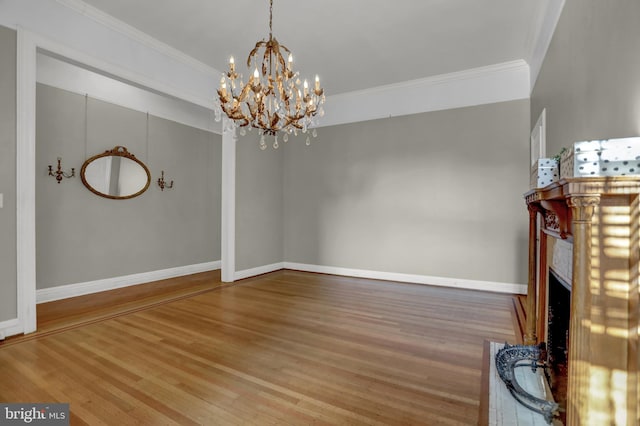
[{"x1": 79, "y1": 0, "x2": 549, "y2": 96}]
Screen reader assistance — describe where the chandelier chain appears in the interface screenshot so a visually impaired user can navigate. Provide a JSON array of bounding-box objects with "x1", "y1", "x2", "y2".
[{"x1": 269, "y1": 0, "x2": 273, "y2": 40}]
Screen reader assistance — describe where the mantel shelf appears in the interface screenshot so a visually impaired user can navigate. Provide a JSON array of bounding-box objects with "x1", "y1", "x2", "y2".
[{"x1": 525, "y1": 177, "x2": 640, "y2": 238}]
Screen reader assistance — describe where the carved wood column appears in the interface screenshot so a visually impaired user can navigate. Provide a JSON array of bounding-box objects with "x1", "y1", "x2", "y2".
[
  {"x1": 524, "y1": 203, "x2": 541, "y2": 345},
  {"x1": 536, "y1": 229, "x2": 548, "y2": 341},
  {"x1": 565, "y1": 194, "x2": 600, "y2": 426}
]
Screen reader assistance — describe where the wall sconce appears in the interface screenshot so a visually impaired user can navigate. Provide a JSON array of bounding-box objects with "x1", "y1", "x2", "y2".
[
  {"x1": 48, "y1": 157, "x2": 75, "y2": 184},
  {"x1": 157, "y1": 170, "x2": 174, "y2": 191}
]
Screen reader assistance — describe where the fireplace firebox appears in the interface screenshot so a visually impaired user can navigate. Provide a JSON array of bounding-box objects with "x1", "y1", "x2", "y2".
[{"x1": 546, "y1": 269, "x2": 570, "y2": 423}]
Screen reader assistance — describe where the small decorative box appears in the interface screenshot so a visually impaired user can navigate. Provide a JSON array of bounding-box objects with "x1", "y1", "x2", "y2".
[
  {"x1": 560, "y1": 137, "x2": 640, "y2": 178},
  {"x1": 530, "y1": 158, "x2": 559, "y2": 188}
]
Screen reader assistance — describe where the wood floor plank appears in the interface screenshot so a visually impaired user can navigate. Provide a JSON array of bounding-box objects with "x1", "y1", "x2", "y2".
[{"x1": 0, "y1": 270, "x2": 517, "y2": 424}]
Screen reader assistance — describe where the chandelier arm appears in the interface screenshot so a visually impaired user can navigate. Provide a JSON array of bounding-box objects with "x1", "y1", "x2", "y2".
[
  {"x1": 261, "y1": 46, "x2": 271, "y2": 76},
  {"x1": 271, "y1": 114, "x2": 279, "y2": 128},
  {"x1": 247, "y1": 41, "x2": 266, "y2": 68},
  {"x1": 238, "y1": 84, "x2": 252, "y2": 102},
  {"x1": 278, "y1": 43, "x2": 290, "y2": 55},
  {"x1": 285, "y1": 119, "x2": 303, "y2": 130}
]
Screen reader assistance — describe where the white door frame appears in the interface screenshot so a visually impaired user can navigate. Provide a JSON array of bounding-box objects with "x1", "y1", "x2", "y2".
[{"x1": 14, "y1": 28, "x2": 234, "y2": 336}]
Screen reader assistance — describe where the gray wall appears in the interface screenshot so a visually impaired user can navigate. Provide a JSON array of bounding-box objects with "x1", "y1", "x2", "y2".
[
  {"x1": 0, "y1": 26, "x2": 16, "y2": 321},
  {"x1": 284, "y1": 99, "x2": 530, "y2": 285},
  {"x1": 531, "y1": 0, "x2": 640, "y2": 156},
  {"x1": 36, "y1": 84, "x2": 221, "y2": 289},
  {"x1": 235, "y1": 134, "x2": 283, "y2": 271}
]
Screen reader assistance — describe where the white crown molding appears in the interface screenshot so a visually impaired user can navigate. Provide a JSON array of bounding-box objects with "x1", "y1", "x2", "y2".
[
  {"x1": 527, "y1": 0, "x2": 566, "y2": 91},
  {"x1": 334, "y1": 60, "x2": 528, "y2": 100},
  {"x1": 284, "y1": 263, "x2": 527, "y2": 295},
  {"x1": 0, "y1": 0, "x2": 218, "y2": 110},
  {"x1": 55, "y1": 0, "x2": 219, "y2": 77},
  {"x1": 31, "y1": 29, "x2": 215, "y2": 111},
  {"x1": 36, "y1": 261, "x2": 221, "y2": 304},
  {"x1": 321, "y1": 60, "x2": 530, "y2": 128},
  {"x1": 5, "y1": 0, "x2": 536, "y2": 128}
]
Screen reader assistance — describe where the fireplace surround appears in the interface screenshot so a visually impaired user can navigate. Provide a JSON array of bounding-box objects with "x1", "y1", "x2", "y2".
[{"x1": 524, "y1": 177, "x2": 640, "y2": 425}]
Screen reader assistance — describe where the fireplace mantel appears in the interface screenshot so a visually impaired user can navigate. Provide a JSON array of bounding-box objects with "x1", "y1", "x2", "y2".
[{"x1": 524, "y1": 177, "x2": 640, "y2": 425}]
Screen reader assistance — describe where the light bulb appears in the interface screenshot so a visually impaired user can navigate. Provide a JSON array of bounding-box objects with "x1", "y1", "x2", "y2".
[
  {"x1": 283, "y1": 133, "x2": 289, "y2": 142},
  {"x1": 305, "y1": 136, "x2": 311, "y2": 146}
]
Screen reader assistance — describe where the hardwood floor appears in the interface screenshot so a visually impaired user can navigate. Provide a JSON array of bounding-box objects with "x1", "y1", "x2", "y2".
[
  {"x1": 0, "y1": 270, "x2": 517, "y2": 425},
  {"x1": 36, "y1": 270, "x2": 226, "y2": 336}
]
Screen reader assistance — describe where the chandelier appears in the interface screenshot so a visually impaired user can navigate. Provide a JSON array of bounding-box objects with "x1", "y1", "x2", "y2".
[{"x1": 214, "y1": 0, "x2": 325, "y2": 150}]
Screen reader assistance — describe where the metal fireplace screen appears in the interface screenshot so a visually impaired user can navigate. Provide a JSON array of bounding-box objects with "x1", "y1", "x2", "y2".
[{"x1": 495, "y1": 343, "x2": 559, "y2": 424}]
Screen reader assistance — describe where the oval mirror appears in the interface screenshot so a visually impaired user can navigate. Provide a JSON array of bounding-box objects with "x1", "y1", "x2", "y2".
[{"x1": 80, "y1": 146, "x2": 151, "y2": 199}]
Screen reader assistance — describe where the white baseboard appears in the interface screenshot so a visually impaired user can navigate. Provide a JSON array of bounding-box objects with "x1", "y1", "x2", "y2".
[
  {"x1": 234, "y1": 262, "x2": 285, "y2": 281},
  {"x1": 36, "y1": 260, "x2": 221, "y2": 304},
  {"x1": 283, "y1": 262, "x2": 527, "y2": 295},
  {"x1": 0, "y1": 318, "x2": 21, "y2": 340}
]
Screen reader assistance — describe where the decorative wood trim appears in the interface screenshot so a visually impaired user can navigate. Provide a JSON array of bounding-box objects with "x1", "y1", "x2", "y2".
[
  {"x1": 36, "y1": 261, "x2": 221, "y2": 303},
  {"x1": 526, "y1": 177, "x2": 640, "y2": 199},
  {"x1": 525, "y1": 204, "x2": 541, "y2": 345},
  {"x1": 565, "y1": 194, "x2": 599, "y2": 425},
  {"x1": 540, "y1": 200, "x2": 570, "y2": 238},
  {"x1": 543, "y1": 210, "x2": 560, "y2": 234}
]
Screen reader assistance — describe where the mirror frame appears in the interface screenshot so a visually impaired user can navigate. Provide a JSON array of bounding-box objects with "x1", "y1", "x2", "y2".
[{"x1": 80, "y1": 146, "x2": 151, "y2": 200}]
